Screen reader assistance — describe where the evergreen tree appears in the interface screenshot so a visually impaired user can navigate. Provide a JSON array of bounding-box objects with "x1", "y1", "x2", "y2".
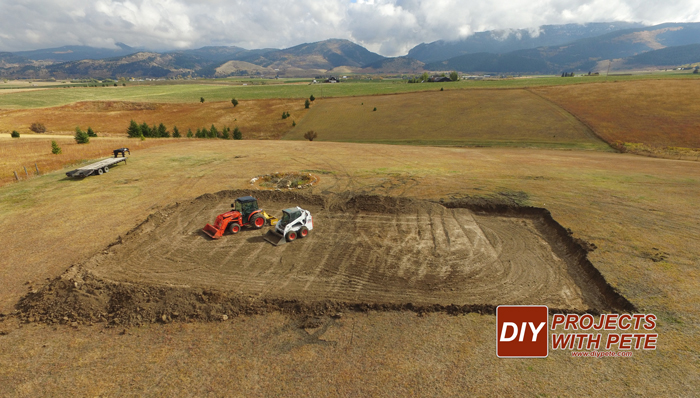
[
  {"x1": 140, "y1": 122, "x2": 152, "y2": 137},
  {"x1": 221, "y1": 127, "x2": 230, "y2": 139},
  {"x1": 172, "y1": 126, "x2": 181, "y2": 138},
  {"x1": 309, "y1": 94, "x2": 315, "y2": 102},
  {"x1": 231, "y1": 98, "x2": 238, "y2": 107},
  {"x1": 196, "y1": 127, "x2": 206, "y2": 138},
  {"x1": 233, "y1": 126, "x2": 242, "y2": 140},
  {"x1": 157, "y1": 123, "x2": 169, "y2": 138},
  {"x1": 87, "y1": 127, "x2": 97, "y2": 137},
  {"x1": 210, "y1": 124, "x2": 219, "y2": 138},
  {"x1": 305, "y1": 99, "x2": 310, "y2": 109},
  {"x1": 51, "y1": 140, "x2": 62, "y2": 154},
  {"x1": 127, "y1": 120, "x2": 141, "y2": 138},
  {"x1": 186, "y1": 128, "x2": 193, "y2": 138},
  {"x1": 74, "y1": 127, "x2": 90, "y2": 144},
  {"x1": 200, "y1": 97, "x2": 205, "y2": 103}
]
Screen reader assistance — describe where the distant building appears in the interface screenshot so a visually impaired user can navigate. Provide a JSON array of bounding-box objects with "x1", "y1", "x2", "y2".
[
  {"x1": 325, "y1": 76, "x2": 338, "y2": 83},
  {"x1": 428, "y1": 76, "x2": 451, "y2": 83}
]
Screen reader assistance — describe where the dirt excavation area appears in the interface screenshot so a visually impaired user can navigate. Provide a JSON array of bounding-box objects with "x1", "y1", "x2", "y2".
[{"x1": 19, "y1": 190, "x2": 632, "y2": 326}]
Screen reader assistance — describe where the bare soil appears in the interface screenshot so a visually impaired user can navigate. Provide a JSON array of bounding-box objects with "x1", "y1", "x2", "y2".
[{"x1": 17, "y1": 190, "x2": 632, "y2": 327}]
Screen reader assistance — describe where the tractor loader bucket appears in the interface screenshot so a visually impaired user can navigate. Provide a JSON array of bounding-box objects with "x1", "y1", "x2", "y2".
[
  {"x1": 203, "y1": 223, "x2": 224, "y2": 239},
  {"x1": 262, "y1": 211, "x2": 279, "y2": 226},
  {"x1": 263, "y1": 229, "x2": 286, "y2": 246}
]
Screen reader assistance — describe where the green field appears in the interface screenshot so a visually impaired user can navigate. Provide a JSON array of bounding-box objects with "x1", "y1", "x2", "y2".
[
  {"x1": 286, "y1": 89, "x2": 611, "y2": 150},
  {"x1": 2, "y1": 72, "x2": 699, "y2": 109}
]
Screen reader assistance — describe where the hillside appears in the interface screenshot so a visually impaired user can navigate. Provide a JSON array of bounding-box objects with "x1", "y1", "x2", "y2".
[
  {"x1": 622, "y1": 44, "x2": 700, "y2": 67},
  {"x1": 427, "y1": 23, "x2": 700, "y2": 73},
  {"x1": 408, "y1": 22, "x2": 644, "y2": 63},
  {"x1": 361, "y1": 57, "x2": 425, "y2": 73}
]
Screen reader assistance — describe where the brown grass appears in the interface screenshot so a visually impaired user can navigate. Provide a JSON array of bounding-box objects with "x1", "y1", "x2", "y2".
[
  {"x1": 0, "y1": 141, "x2": 699, "y2": 395},
  {"x1": 533, "y1": 80, "x2": 700, "y2": 157},
  {"x1": 0, "y1": 98, "x2": 307, "y2": 139},
  {"x1": 0, "y1": 136, "x2": 171, "y2": 186},
  {"x1": 285, "y1": 89, "x2": 609, "y2": 150}
]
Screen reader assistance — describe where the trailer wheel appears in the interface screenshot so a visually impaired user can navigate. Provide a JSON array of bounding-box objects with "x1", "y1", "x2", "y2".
[
  {"x1": 228, "y1": 223, "x2": 241, "y2": 234},
  {"x1": 286, "y1": 231, "x2": 297, "y2": 242},
  {"x1": 97, "y1": 168, "x2": 104, "y2": 175},
  {"x1": 299, "y1": 226, "x2": 309, "y2": 238},
  {"x1": 104, "y1": 166, "x2": 109, "y2": 173},
  {"x1": 250, "y1": 214, "x2": 265, "y2": 229}
]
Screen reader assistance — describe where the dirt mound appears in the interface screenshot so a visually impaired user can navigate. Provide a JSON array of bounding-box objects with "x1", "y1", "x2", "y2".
[
  {"x1": 67, "y1": 101, "x2": 160, "y2": 112},
  {"x1": 16, "y1": 191, "x2": 634, "y2": 326},
  {"x1": 250, "y1": 172, "x2": 319, "y2": 190}
]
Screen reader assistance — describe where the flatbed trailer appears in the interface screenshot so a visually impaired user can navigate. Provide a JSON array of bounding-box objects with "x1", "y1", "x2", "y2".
[{"x1": 66, "y1": 157, "x2": 127, "y2": 178}]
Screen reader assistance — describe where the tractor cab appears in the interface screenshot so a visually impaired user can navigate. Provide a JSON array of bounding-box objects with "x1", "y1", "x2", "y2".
[{"x1": 232, "y1": 196, "x2": 259, "y2": 219}]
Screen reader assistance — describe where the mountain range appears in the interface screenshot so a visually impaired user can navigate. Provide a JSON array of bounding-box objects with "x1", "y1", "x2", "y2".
[{"x1": 1, "y1": 22, "x2": 700, "y2": 79}]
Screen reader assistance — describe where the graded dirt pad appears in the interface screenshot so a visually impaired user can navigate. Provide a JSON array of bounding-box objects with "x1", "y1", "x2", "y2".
[{"x1": 18, "y1": 190, "x2": 632, "y2": 326}]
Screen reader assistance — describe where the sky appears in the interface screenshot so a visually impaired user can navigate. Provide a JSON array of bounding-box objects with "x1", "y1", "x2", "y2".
[{"x1": 1, "y1": 0, "x2": 699, "y2": 56}]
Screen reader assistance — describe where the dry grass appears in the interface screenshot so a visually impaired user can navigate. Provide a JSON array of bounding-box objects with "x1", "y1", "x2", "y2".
[
  {"x1": 0, "y1": 98, "x2": 306, "y2": 139},
  {"x1": 286, "y1": 89, "x2": 609, "y2": 149},
  {"x1": 533, "y1": 80, "x2": 700, "y2": 158},
  {"x1": 0, "y1": 140, "x2": 699, "y2": 395},
  {"x1": 0, "y1": 136, "x2": 171, "y2": 186}
]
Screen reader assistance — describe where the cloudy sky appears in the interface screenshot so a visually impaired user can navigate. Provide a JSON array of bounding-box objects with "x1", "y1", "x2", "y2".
[{"x1": 1, "y1": 0, "x2": 699, "y2": 56}]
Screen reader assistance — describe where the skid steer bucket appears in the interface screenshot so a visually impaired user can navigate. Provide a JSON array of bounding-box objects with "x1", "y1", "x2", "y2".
[
  {"x1": 202, "y1": 223, "x2": 224, "y2": 239},
  {"x1": 263, "y1": 229, "x2": 286, "y2": 245}
]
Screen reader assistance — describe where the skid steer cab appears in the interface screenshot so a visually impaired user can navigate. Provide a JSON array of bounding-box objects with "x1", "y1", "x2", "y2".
[
  {"x1": 264, "y1": 206, "x2": 313, "y2": 246},
  {"x1": 202, "y1": 196, "x2": 279, "y2": 239}
]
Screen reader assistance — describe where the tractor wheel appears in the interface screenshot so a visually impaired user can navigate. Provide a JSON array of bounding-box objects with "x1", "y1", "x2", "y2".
[
  {"x1": 104, "y1": 166, "x2": 109, "y2": 173},
  {"x1": 97, "y1": 168, "x2": 104, "y2": 175},
  {"x1": 228, "y1": 223, "x2": 241, "y2": 234},
  {"x1": 299, "y1": 226, "x2": 309, "y2": 238},
  {"x1": 285, "y1": 230, "x2": 297, "y2": 242},
  {"x1": 250, "y1": 214, "x2": 265, "y2": 229}
]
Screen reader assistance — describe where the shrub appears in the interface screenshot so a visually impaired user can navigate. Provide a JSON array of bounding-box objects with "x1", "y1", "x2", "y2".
[
  {"x1": 172, "y1": 126, "x2": 181, "y2": 138},
  {"x1": 304, "y1": 130, "x2": 317, "y2": 141},
  {"x1": 440, "y1": 87, "x2": 444, "y2": 91},
  {"x1": 292, "y1": 120, "x2": 296, "y2": 127},
  {"x1": 200, "y1": 97, "x2": 205, "y2": 103},
  {"x1": 74, "y1": 127, "x2": 90, "y2": 144},
  {"x1": 282, "y1": 112, "x2": 288, "y2": 119},
  {"x1": 51, "y1": 140, "x2": 62, "y2": 154},
  {"x1": 309, "y1": 94, "x2": 315, "y2": 102},
  {"x1": 373, "y1": 107, "x2": 377, "y2": 111},
  {"x1": 29, "y1": 122, "x2": 46, "y2": 134},
  {"x1": 305, "y1": 99, "x2": 310, "y2": 109},
  {"x1": 11, "y1": 130, "x2": 20, "y2": 138},
  {"x1": 233, "y1": 127, "x2": 242, "y2": 140},
  {"x1": 87, "y1": 127, "x2": 97, "y2": 137},
  {"x1": 231, "y1": 98, "x2": 238, "y2": 107}
]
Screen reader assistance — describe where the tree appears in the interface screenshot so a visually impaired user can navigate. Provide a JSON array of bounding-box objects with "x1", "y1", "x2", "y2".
[
  {"x1": 210, "y1": 124, "x2": 219, "y2": 138},
  {"x1": 309, "y1": 94, "x2": 315, "y2": 102},
  {"x1": 196, "y1": 127, "x2": 206, "y2": 138},
  {"x1": 51, "y1": 140, "x2": 62, "y2": 154},
  {"x1": 172, "y1": 126, "x2": 181, "y2": 138},
  {"x1": 157, "y1": 123, "x2": 169, "y2": 138},
  {"x1": 200, "y1": 97, "x2": 205, "y2": 103},
  {"x1": 231, "y1": 98, "x2": 238, "y2": 107},
  {"x1": 140, "y1": 122, "x2": 152, "y2": 137},
  {"x1": 421, "y1": 72, "x2": 430, "y2": 82},
  {"x1": 305, "y1": 99, "x2": 310, "y2": 109},
  {"x1": 127, "y1": 120, "x2": 141, "y2": 138},
  {"x1": 282, "y1": 112, "x2": 288, "y2": 119},
  {"x1": 74, "y1": 127, "x2": 90, "y2": 144},
  {"x1": 87, "y1": 127, "x2": 97, "y2": 137},
  {"x1": 221, "y1": 127, "x2": 230, "y2": 139},
  {"x1": 304, "y1": 130, "x2": 317, "y2": 141},
  {"x1": 11, "y1": 130, "x2": 19, "y2": 138},
  {"x1": 29, "y1": 122, "x2": 46, "y2": 134},
  {"x1": 292, "y1": 120, "x2": 296, "y2": 127},
  {"x1": 186, "y1": 128, "x2": 193, "y2": 138},
  {"x1": 449, "y1": 71, "x2": 459, "y2": 81},
  {"x1": 373, "y1": 107, "x2": 377, "y2": 111},
  {"x1": 694, "y1": 68, "x2": 699, "y2": 74},
  {"x1": 233, "y1": 126, "x2": 242, "y2": 140}
]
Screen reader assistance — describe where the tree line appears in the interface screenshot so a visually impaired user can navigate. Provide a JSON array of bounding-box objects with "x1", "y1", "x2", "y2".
[{"x1": 126, "y1": 120, "x2": 242, "y2": 140}]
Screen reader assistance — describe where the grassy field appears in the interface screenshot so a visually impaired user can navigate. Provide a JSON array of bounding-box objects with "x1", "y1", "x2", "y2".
[
  {"x1": 286, "y1": 89, "x2": 610, "y2": 149},
  {"x1": 2, "y1": 72, "x2": 699, "y2": 110},
  {"x1": 0, "y1": 98, "x2": 306, "y2": 137},
  {"x1": 533, "y1": 80, "x2": 700, "y2": 159},
  {"x1": 0, "y1": 140, "x2": 698, "y2": 395}
]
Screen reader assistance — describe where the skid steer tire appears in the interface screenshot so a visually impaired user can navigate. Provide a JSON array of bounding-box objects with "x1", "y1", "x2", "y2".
[
  {"x1": 299, "y1": 226, "x2": 309, "y2": 238},
  {"x1": 286, "y1": 231, "x2": 297, "y2": 242},
  {"x1": 228, "y1": 223, "x2": 241, "y2": 234},
  {"x1": 251, "y1": 214, "x2": 265, "y2": 229}
]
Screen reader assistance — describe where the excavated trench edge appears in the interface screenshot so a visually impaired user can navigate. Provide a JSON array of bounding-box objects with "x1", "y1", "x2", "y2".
[{"x1": 14, "y1": 190, "x2": 636, "y2": 327}]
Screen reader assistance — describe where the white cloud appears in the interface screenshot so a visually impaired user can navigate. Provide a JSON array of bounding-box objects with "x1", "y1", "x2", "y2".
[{"x1": 0, "y1": 0, "x2": 699, "y2": 55}]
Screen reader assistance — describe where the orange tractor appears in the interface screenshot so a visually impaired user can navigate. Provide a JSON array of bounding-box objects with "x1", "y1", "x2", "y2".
[{"x1": 202, "y1": 196, "x2": 278, "y2": 239}]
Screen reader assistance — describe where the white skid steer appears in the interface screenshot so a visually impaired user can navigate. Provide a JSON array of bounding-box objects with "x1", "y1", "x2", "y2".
[{"x1": 264, "y1": 206, "x2": 313, "y2": 245}]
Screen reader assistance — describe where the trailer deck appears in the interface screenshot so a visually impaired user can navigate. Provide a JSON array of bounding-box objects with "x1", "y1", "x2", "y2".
[{"x1": 66, "y1": 157, "x2": 127, "y2": 178}]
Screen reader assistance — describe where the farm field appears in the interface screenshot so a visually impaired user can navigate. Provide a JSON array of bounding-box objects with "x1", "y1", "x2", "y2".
[
  {"x1": 0, "y1": 98, "x2": 305, "y2": 137},
  {"x1": 286, "y1": 89, "x2": 609, "y2": 149},
  {"x1": 533, "y1": 79, "x2": 700, "y2": 159},
  {"x1": 1, "y1": 72, "x2": 699, "y2": 110},
  {"x1": 1, "y1": 140, "x2": 699, "y2": 396}
]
